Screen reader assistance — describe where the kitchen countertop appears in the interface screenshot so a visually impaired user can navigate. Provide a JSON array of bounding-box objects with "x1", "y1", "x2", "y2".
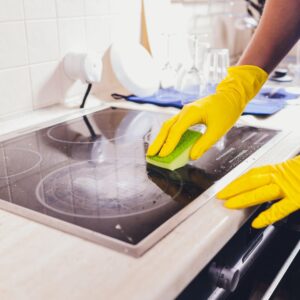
[{"x1": 1, "y1": 89, "x2": 300, "y2": 300}]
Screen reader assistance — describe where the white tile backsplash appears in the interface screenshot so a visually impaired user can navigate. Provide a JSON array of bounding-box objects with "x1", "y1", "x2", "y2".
[
  {"x1": 56, "y1": 0, "x2": 85, "y2": 17},
  {"x1": 30, "y1": 61, "x2": 63, "y2": 109},
  {"x1": 85, "y1": 0, "x2": 110, "y2": 16},
  {"x1": 24, "y1": 0, "x2": 56, "y2": 19},
  {"x1": 0, "y1": 67, "x2": 32, "y2": 116},
  {"x1": 0, "y1": 0, "x2": 243, "y2": 121},
  {"x1": 0, "y1": 22, "x2": 28, "y2": 69},
  {"x1": 110, "y1": 0, "x2": 141, "y2": 43},
  {"x1": 86, "y1": 16, "x2": 110, "y2": 53},
  {"x1": 0, "y1": 0, "x2": 142, "y2": 120},
  {"x1": 26, "y1": 20, "x2": 59, "y2": 63},
  {"x1": 58, "y1": 18, "x2": 86, "y2": 54},
  {"x1": 0, "y1": 0, "x2": 24, "y2": 21},
  {"x1": 110, "y1": 0, "x2": 128, "y2": 14}
]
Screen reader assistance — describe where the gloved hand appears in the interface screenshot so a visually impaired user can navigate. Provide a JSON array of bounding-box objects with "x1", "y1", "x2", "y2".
[
  {"x1": 147, "y1": 65, "x2": 268, "y2": 160},
  {"x1": 217, "y1": 156, "x2": 300, "y2": 229}
]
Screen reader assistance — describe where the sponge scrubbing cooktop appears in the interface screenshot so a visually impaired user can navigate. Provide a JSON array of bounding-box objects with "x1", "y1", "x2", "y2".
[{"x1": 146, "y1": 130, "x2": 202, "y2": 171}]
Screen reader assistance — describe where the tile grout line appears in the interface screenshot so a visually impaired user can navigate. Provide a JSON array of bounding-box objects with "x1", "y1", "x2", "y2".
[
  {"x1": 54, "y1": 0, "x2": 64, "y2": 108},
  {"x1": 22, "y1": 0, "x2": 34, "y2": 112},
  {"x1": 0, "y1": 0, "x2": 127, "y2": 117},
  {"x1": 0, "y1": 14, "x2": 112, "y2": 24},
  {"x1": 83, "y1": 0, "x2": 89, "y2": 52},
  {"x1": 0, "y1": 60, "x2": 64, "y2": 73},
  {"x1": 108, "y1": 0, "x2": 113, "y2": 47}
]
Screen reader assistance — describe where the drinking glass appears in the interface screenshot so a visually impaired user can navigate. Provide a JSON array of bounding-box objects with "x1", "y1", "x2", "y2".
[
  {"x1": 197, "y1": 41, "x2": 210, "y2": 96},
  {"x1": 206, "y1": 48, "x2": 230, "y2": 92},
  {"x1": 155, "y1": 33, "x2": 182, "y2": 101},
  {"x1": 159, "y1": 33, "x2": 177, "y2": 88},
  {"x1": 177, "y1": 34, "x2": 210, "y2": 105}
]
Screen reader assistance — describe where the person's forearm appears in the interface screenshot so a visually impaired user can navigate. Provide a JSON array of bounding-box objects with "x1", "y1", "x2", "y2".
[{"x1": 238, "y1": 0, "x2": 300, "y2": 73}]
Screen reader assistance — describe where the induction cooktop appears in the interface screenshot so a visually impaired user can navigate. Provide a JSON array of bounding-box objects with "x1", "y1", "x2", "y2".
[{"x1": 0, "y1": 107, "x2": 286, "y2": 256}]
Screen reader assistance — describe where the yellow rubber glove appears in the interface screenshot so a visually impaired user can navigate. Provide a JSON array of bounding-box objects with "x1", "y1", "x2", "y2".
[
  {"x1": 146, "y1": 65, "x2": 268, "y2": 160},
  {"x1": 217, "y1": 156, "x2": 300, "y2": 229}
]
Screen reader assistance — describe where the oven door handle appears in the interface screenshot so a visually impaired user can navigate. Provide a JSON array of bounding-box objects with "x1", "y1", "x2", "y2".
[
  {"x1": 208, "y1": 225, "x2": 277, "y2": 296},
  {"x1": 234, "y1": 225, "x2": 277, "y2": 278}
]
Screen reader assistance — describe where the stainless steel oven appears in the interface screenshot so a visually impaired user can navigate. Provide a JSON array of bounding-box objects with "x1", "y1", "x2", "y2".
[{"x1": 178, "y1": 206, "x2": 300, "y2": 300}]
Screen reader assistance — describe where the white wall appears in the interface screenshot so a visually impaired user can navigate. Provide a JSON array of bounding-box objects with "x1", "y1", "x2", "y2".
[
  {"x1": 143, "y1": 0, "x2": 252, "y2": 74},
  {"x1": 0, "y1": 0, "x2": 141, "y2": 119},
  {"x1": 169, "y1": 0, "x2": 252, "y2": 61},
  {"x1": 0, "y1": 0, "x2": 251, "y2": 120}
]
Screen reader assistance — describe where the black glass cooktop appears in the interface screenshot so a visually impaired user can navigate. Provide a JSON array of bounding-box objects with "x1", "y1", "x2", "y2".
[{"x1": 0, "y1": 107, "x2": 280, "y2": 252}]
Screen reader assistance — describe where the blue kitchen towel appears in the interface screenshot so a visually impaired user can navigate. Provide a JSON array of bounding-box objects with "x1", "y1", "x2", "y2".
[
  {"x1": 258, "y1": 87, "x2": 300, "y2": 100},
  {"x1": 112, "y1": 86, "x2": 297, "y2": 115},
  {"x1": 243, "y1": 87, "x2": 299, "y2": 115},
  {"x1": 112, "y1": 88, "x2": 186, "y2": 109},
  {"x1": 243, "y1": 99, "x2": 286, "y2": 115}
]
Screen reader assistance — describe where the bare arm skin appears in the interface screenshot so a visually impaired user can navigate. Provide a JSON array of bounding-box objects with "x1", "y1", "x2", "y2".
[{"x1": 238, "y1": 0, "x2": 300, "y2": 73}]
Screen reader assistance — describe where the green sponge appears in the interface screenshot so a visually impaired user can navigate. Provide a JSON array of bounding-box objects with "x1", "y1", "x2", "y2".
[{"x1": 146, "y1": 129, "x2": 202, "y2": 171}]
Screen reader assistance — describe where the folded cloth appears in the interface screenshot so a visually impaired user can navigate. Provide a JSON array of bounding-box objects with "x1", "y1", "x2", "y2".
[
  {"x1": 112, "y1": 86, "x2": 299, "y2": 116},
  {"x1": 257, "y1": 87, "x2": 300, "y2": 100}
]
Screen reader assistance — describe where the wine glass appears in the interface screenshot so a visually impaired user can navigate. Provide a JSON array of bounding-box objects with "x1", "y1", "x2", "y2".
[
  {"x1": 177, "y1": 34, "x2": 210, "y2": 105},
  {"x1": 177, "y1": 34, "x2": 202, "y2": 104},
  {"x1": 155, "y1": 33, "x2": 182, "y2": 101},
  {"x1": 206, "y1": 48, "x2": 230, "y2": 93}
]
